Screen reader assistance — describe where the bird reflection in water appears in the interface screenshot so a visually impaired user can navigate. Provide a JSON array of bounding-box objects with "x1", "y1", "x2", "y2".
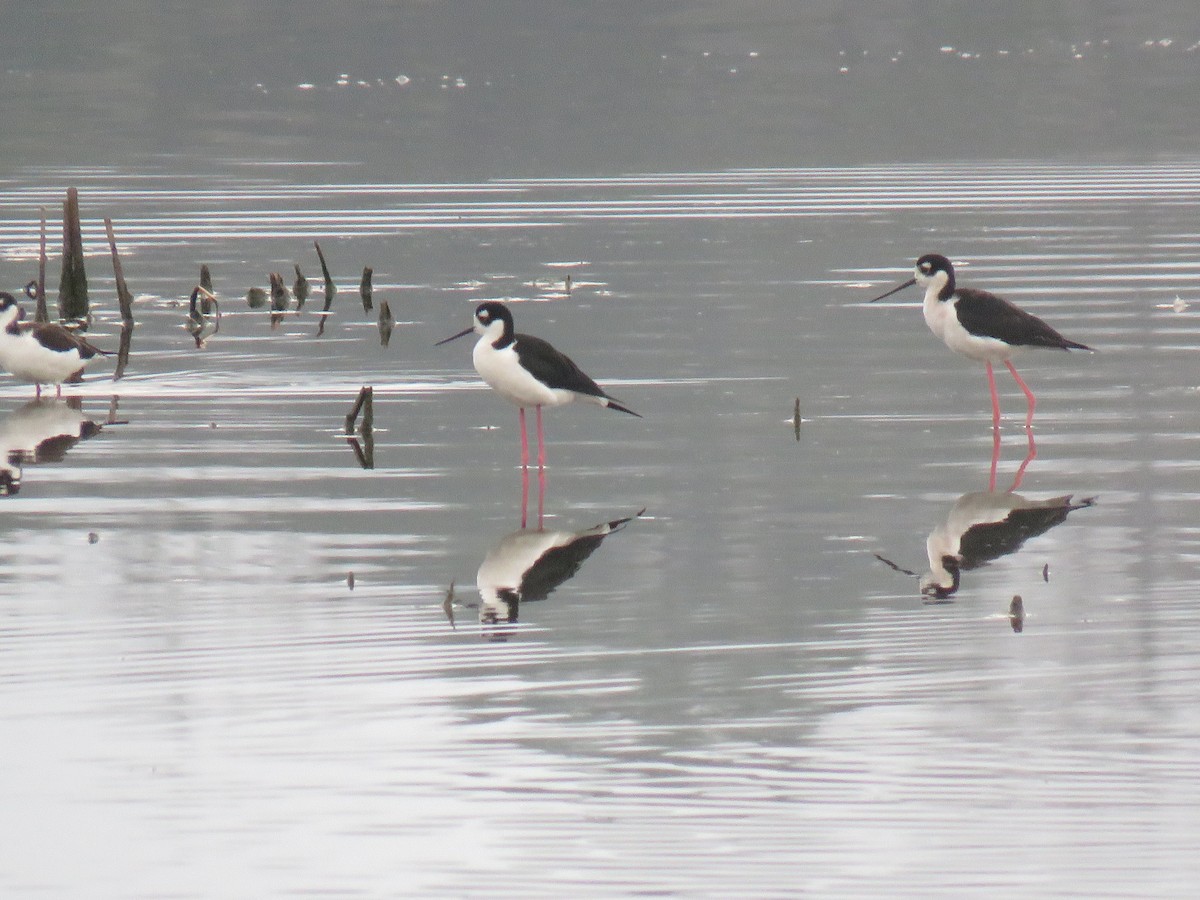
[
  {"x1": 876, "y1": 433, "x2": 1094, "y2": 601},
  {"x1": 460, "y1": 509, "x2": 644, "y2": 639},
  {"x1": 0, "y1": 397, "x2": 112, "y2": 495},
  {"x1": 919, "y1": 490, "x2": 1095, "y2": 601}
]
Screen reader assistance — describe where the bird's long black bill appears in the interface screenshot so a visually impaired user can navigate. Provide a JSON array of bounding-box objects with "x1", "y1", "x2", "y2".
[
  {"x1": 867, "y1": 277, "x2": 917, "y2": 303},
  {"x1": 435, "y1": 327, "x2": 474, "y2": 346}
]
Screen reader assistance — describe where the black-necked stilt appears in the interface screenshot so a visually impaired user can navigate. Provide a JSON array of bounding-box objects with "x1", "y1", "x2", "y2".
[
  {"x1": 869, "y1": 254, "x2": 1092, "y2": 428},
  {"x1": 476, "y1": 510, "x2": 642, "y2": 627},
  {"x1": 0, "y1": 293, "x2": 111, "y2": 397},
  {"x1": 187, "y1": 285, "x2": 220, "y2": 348},
  {"x1": 0, "y1": 397, "x2": 104, "y2": 494},
  {"x1": 921, "y1": 491, "x2": 1095, "y2": 599},
  {"x1": 437, "y1": 302, "x2": 640, "y2": 469}
]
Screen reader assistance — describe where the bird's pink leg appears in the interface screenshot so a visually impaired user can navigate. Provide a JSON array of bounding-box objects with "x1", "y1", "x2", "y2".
[
  {"x1": 518, "y1": 407, "x2": 529, "y2": 470},
  {"x1": 537, "y1": 461, "x2": 546, "y2": 530},
  {"x1": 35, "y1": 383, "x2": 42, "y2": 399},
  {"x1": 520, "y1": 463, "x2": 529, "y2": 529},
  {"x1": 536, "y1": 405, "x2": 546, "y2": 471},
  {"x1": 55, "y1": 384, "x2": 62, "y2": 399},
  {"x1": 985, "y1": 362, "x2": 1001, "y2": 431},
  {"x1": 988, "y1": 424, "x2": 1001, "y2": 492},
  {"x1": 1009, "y1": 427, "x2": 1038, "y2": 493},
  {"x1": 1005, "y1": 360, "x2": 1037, "y2": 429}
]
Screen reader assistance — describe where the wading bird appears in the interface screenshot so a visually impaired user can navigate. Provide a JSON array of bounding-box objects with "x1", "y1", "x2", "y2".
[
  {"x1": 0, "y1": 293, "x2": 111, "y2": 397},
  {"x1": 869, "y1": 254, "x2": 1091, "y2": 428},
  {"x1": 437, "y1": 302, "x2": 639, "y2": 470}
]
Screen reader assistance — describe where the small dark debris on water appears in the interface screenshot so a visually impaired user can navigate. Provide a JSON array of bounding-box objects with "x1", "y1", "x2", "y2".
[
  {"x1": 564, "y1": 273, "x2": 572, "y2": 294},
  {"x1": 1009, "y1": 595, "x2": 1025, "y2": 633},
  {"x1": 246, "y1": 286, "x2": 268, "y2": 308},
  {"x1": 378, "y1": 300, "x2": 395, "y2": 347},
  {"x1": 347, "y1": 571, "x2": 355, "y2": 590},
  {"x1": 360, "y1": 266, "x2": 373, "y2": 313},
  {"x1": 1042, "y1": 563, "x2": 1050, "y2": 582},
  {"x1": 793, "y1": 397, "x2": 802, "y2": 440},
  {"x1": 88, "y1": 532, "x2": 99, "y2": 545}
]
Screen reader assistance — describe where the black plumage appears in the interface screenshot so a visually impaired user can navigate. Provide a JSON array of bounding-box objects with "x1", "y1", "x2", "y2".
[{"x1": 954, "y1": 287, "x2": 1093, "y2": 351}]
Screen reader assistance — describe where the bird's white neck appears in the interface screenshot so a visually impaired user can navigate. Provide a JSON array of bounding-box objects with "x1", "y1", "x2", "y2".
[
  {"x1": 920, "y1": 271, "x2": 952, "y2": 337},
  {"x1": 474, "y1": 318, "x2": 508, "y2": 348}
]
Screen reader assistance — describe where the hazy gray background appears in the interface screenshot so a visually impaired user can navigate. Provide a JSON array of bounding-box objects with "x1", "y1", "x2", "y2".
[{"x1": 5, "y1": 1, "x2": 1200, "y2": 177}]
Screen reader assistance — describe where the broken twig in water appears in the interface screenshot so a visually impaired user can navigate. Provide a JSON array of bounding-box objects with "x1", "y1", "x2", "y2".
[
  {"x1": 104, "y1": 217, "x2": 135, "y2": 327},
  {"x1": 114, "y1": 324, "x2": 133, "y2": 381},
  {"x1": 443, "y1": 580, "x2": 457, "y2": 629},
  {"x1": 1009, "y1": 595, "x2": 1025, "y2": 633},
  {"x1": 269, "y1": 271, "x2": 290, "y2": 329},
  {"x1": 293, "y1": 263, "x2": 309, "y2": 310},
  {"x1": 793, "y1": 397, "x2": 802, "y2": 440},
  {"x1": 314, "y1": 241, "x2": 337, "y2": 336},
  {"x1": 344, "y1": 386, "x2": 375, "y2": 469},
  {"x1": 378, "y1": 299, "x2": 395, "y2": 347},
  {"x1": 58, "y1": 187, "x2": 88, "y2": 320},
  {"x1": 360, "y1": 266, "x2": 373, "y2": 313},
  {"x1": 269, "y1": 272, "x2": 289, "y2": 311},
  {"x1": 345, "y1": 385, "x2": 374, "y2": 434}
]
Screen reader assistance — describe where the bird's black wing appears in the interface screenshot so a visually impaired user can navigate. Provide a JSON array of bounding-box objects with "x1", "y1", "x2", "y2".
[
  {"x1": 26, "y1": 323, "x2": 109, "y2": 358},
  {"x1": 955, "y1": 288, "x2": 1090, "y2": 350},
  {"x1": 512, "y1": 332, "x2": 607, "y2": 398},
  {"x1": 519, "y1": 534, "x2": 608, "y2": 602},
  {"x1": 958, "y1": 498, "x2": 1094, "y2": 570}
]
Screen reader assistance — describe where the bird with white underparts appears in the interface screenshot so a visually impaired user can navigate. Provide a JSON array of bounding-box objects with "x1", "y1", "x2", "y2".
[
  {"x1": 437, "y1": 301, "x2": 639, "y2": 469},
  {"x1": 0, "y1": 292, "x2": 111, "y2": 397},
  {"x1": 869, "y1": 254, "x2": 1092, "y2": 428}
]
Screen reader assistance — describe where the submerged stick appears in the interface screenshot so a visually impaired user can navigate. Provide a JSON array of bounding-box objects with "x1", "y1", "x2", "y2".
[
  {"x1": 360, "y1": 266, "x2": 373, "y2": 313},
  {"x1": 58, "y1": 187, "x2": 89, "y2": 319},
  {"x1": 793, "y1": 397, "x2": 801, "y2": 440},
  {"x1": 104, "y1": 217, "x2": 135, "y2": 326},
  {"x1": 35, "y1": 207, "x2": 48, "y2": 324},
  {"x1": 378, "y1": 299, "x2": 395, "y2": 347}
]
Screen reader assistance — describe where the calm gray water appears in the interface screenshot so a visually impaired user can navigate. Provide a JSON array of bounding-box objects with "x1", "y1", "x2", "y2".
[{"x1": 3, "y1": 4, "x2": 1200, "y2": 898}]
